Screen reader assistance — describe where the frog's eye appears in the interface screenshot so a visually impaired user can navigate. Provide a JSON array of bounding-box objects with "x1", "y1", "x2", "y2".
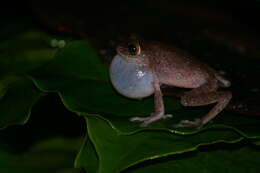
[{"x1": 127, "y1": 42, "x2": 141, "y2": 56}]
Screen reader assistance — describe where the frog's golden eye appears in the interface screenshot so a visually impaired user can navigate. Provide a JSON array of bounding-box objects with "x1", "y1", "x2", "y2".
[{"x1": 127, "y1": 42, "x2": 141, "y2": 56}]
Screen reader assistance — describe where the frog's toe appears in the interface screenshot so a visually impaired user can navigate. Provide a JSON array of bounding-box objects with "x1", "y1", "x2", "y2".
[
  {"x1": 129, "y1": 116, "x2": 149, "y2": 122},
  {"x1": 173, "y1": 119, "x2": 202, "y2": 129},
  {"x1": 130, "y1": 113, "x2": 173, "y2": 127},
  {"x1": 129, "y1": 116, "x2": 152, "y2": 127},
  {"x1": 162, "y1": 114, "x2": 173, "y2": 119}
]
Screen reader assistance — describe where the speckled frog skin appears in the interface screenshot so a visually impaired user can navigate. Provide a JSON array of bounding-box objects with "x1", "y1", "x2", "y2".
[{"x1": 109, "y1": 40, "x2": 232, "y2": 128}]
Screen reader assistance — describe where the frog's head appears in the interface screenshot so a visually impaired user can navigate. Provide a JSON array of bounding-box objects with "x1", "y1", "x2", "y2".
[{"x1": 116, "y1": 40, "x2": 148, "y2": 65}]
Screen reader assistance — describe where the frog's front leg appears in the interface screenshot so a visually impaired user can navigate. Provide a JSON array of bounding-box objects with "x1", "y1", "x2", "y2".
[
  {"x1": 130, "y1": 82, "x2": 172, "y2": 127},
  {"x1": 175, "y1": 79, "x2": 232, "y2": 128}
]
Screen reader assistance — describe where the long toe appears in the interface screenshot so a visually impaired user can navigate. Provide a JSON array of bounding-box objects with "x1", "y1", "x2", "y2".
[
  {"x1": 174, "y1": 119, "x2": 202, "y2": 128},
  {"x1": 162, "y1": 114, "x2": 173, "y2": 119},
  {"x1": 129, "y1": 116, "x2": 149, "y2": 122},
  {"x1": 130, "y1": 113, "x2": 173, "y2": 127}
]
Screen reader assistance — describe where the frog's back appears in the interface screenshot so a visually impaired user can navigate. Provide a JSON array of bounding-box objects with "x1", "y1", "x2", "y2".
[{"x1": 146, "y1": 42, "x2": 215, "y2": 88}]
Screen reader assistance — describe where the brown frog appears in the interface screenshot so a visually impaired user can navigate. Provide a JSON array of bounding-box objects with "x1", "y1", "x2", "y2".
[{"x1": 109, "y1": 40, "x2": 232, "y2": 128}]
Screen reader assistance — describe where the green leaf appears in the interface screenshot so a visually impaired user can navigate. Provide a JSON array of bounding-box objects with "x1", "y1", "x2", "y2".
[
  {"x1": 74, "y1": 112, "x2": 259, "y2": 173},
  {"x1": 0, "y1": 31, "x2": 58, "y2": 128},
  {"x1": 0, "y1": 77, "x2": 42, "y2": 128},
  {"x1": 0, "y1": 137, "x2": 83, "y2": 173},
  {"x1": 74, "y1": 135, "x2": 99, "y2": 173},
  {"x1": 75, "y1": 115, "x2": 248, "y2": 173},
  {"x1": 125, "y1": 145, "x2": 260, "y2": 173},
  {"x1": 31, "y1": 40, "x2": 107, "y2": 83}
]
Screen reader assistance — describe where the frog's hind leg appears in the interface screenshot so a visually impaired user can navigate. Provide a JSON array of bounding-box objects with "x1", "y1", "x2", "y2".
[{"x1": 175, "y1": 79, "x2": 232, "y2": 128}]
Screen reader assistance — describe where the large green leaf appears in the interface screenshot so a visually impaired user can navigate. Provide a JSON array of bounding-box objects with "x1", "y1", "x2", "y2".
[
  {"x1": 75, "y1": 115, "x2": 248, "y2": 173},
  {"x1": 30, "y1": 40, "x2": 260, "y2": 172},
  {"x1": 125, "y1": 145, "x2": 260, "y2": 173},
  {"x1": 0, "y1": 31, "x2": 57, "y2": 128},
  {"x1": 0, "y1": 76, "x2": 42, "y2": 128},
  {"x1": 75, "y1": 134, "x2": 99, "y2": 173}
]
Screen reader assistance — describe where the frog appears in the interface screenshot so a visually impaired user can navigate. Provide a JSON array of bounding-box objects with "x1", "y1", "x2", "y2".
[{"x1": 109, "y1": 40, "x2": 232, "y2": 128}]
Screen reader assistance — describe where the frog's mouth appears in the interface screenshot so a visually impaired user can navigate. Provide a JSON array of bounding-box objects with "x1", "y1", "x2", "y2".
[{"x1": 116, "y1": 53, "x2": 134, "y2": 63}]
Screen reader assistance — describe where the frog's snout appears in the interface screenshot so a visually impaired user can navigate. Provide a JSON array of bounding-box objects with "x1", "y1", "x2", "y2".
[{"x1": 116, "y1": 43, "x2": 127, "y2": 56}]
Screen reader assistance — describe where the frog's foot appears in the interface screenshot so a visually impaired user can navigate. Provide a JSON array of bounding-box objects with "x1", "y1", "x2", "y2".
[
  {"x1": 173, "y1": 119, "x2": 203, "y2": 129},
  {"x1": 130, "y1": 113, "x2": 173, "y2": 127}
]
